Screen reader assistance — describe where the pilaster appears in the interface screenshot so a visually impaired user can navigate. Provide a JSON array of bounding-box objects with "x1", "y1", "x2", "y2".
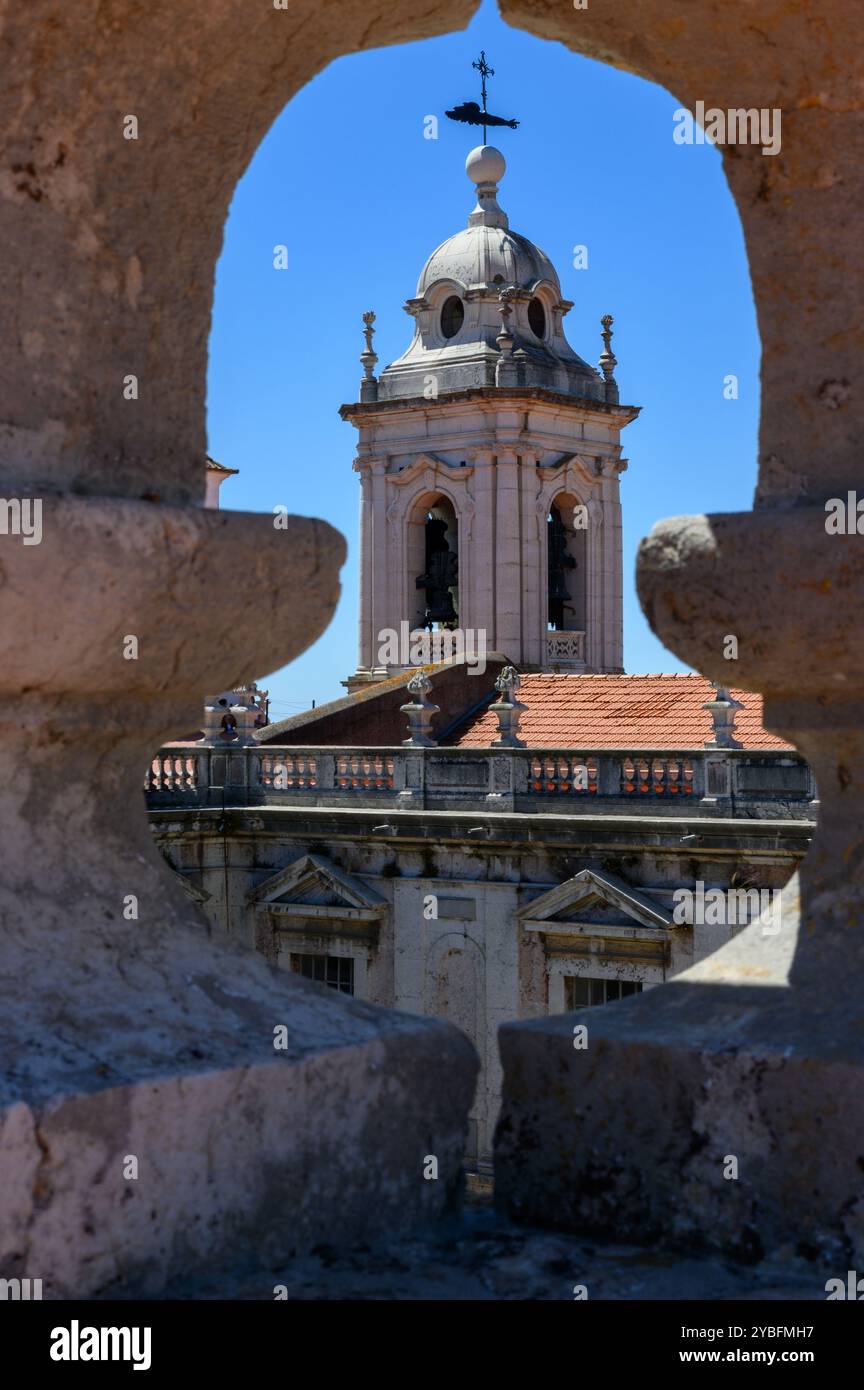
[
  {"x1": 468, "y1": 448, "x2": 496, "y2": 646},
  {"x1": 370, "y1": 458, "x2": 388, "y2": 669},
  {"x1": 494, "y1": 448, "x2": 522, "y2": 660},
  {"x1": 520, "y1": 452, "x2": 543, "y2": 666}
]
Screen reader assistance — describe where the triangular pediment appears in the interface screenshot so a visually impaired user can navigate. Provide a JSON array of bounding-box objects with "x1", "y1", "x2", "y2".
[
  {"x1": 248, "y1": 854, "x2": 387, "y2": 915},
  {"x1": 519, "y1": 869, "x2": 671, "y2": 930}
]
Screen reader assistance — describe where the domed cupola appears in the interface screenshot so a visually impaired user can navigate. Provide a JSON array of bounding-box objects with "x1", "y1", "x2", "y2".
[{"x1": 376, "y1": 146, "x2": 611, "y2": 404}]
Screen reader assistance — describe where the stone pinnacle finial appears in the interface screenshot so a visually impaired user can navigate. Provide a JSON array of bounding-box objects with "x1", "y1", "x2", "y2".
[
  {"x1": 599, "y1": 314, "x2": 619, "y2": 404},
  {"x1": 703, "y1": 681, "x2": 744, "y2": 749},
  {"x1": 359, "y1": 310, "x2": 378, "y2": 402},
  {"x1": 490, "y1": 665, "x2": 527, "y2": 748},
  {"x1": 400, "y1": 670, "x2": 439, "y2": 747},
  {"x1": 495, "y1": 665, "x2": 520, "y2": 696}
]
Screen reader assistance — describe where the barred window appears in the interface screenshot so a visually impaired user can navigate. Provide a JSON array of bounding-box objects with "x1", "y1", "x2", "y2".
[
  {"x1": 290, "y1": 954, "x2": 354, "y2": 996},
  {"x1": 564, "y1": 976, "x2": 642, "y2": 1009}
]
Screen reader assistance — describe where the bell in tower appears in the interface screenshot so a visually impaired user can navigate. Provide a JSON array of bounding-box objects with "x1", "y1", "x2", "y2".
[
  {"x1": 547, "y1": 505, "x2": 577, "y2": 631},
  {"x1": 416, "y1": 515, "x2": 459, "y2": 629}
]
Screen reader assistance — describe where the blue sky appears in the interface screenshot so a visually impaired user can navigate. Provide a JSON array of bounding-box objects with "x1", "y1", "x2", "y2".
[{"x1": 207, "y1": 0, "x2": 759, "y2": 725}]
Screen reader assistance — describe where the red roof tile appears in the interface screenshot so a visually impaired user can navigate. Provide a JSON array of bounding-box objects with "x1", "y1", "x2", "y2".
[{"x1": 449, "y1": 674, "x2": 792, "y2": 751}]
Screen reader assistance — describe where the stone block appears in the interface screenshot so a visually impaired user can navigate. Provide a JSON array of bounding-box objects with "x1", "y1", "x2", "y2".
[
  {"x1": 496, "y1": 876, "x2": 864, "y2": 1265},
  {"x1": 1, "y1": 941, "x2": 477, "y2": 1298}
]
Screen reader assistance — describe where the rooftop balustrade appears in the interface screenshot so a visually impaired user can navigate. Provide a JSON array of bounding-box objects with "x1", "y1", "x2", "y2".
[{"x1": 145, "y1": 743, "x2": 816, "y2": 817}]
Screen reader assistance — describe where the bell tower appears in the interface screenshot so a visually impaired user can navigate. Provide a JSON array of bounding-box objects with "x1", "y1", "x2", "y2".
[{"x1": 341, "y1": 144, "x2": 640, "y2": 688}]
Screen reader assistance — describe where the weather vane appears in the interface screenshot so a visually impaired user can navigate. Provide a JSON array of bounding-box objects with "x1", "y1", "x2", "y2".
[{"x1": 445, "y1": 50, "x2": 519, "y2": 144}]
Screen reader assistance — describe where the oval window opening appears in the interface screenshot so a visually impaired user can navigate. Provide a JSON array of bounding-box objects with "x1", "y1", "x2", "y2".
[
  {"x1": 440, "y1": 296, "x2": 464, "y2": 339},
  {"x1": 528, "y1": 297, "x2": 546, "y2": 340}
]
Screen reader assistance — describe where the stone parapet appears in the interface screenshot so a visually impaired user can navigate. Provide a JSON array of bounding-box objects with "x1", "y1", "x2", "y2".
[{"x1": 146, "y1": 742, "x2": 816, "y2": 820}]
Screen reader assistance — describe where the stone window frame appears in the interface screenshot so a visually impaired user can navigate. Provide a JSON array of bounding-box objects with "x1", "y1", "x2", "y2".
[
  {"x1": 275, "y1": 925, "x2": 370, "y2": 999},
  {"x1": 290, "y1": 952, "x2": 357, "y2": 996},
  {"x1": 564, "y1": 975, "x2": 643, "y2": 1009},
  {"x1": 422, "y1": 277, "x2": 470, "y2": 351},
  {"x1": 547, "y1": 957, "x2": 664, "y2": 1013}
]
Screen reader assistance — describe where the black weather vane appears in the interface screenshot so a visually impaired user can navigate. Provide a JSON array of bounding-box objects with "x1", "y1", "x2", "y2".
[{"x1": 445, "y1": 50, "x2": 520, "y2": 143}]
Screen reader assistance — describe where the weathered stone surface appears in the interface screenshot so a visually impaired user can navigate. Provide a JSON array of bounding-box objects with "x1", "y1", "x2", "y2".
[
  {"x1": 495, "y1": 0, "x2": 864, "y2": 1264},
  {"x1": 496, "y1": 883, "x2": 864, "y2": 1265},
  {"x1": 0, "y1": 0, "x2": 482, "y2": 1297},
  {"x1": 0, "y1": 0, "x2": 478, "y2": 505},
  {"x1": 496, "y1": 863, "x2": 864, "y2": 1263},
  {"x1": 1, "y1": 977, "x2": 476, "y2": 1298},
  {"x1": 170, "y1": 1195, "x2": 824, "y2": 1302},
  {"x1": 637, "y1": 510, "x2": 864, "y2": 697},
  {"x1": 0, "y1": 498, "x2": 478, "y2": 1296}
]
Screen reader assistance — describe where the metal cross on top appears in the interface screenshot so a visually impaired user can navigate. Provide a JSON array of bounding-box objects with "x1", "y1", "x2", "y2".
[
  {"x1": 473, "y1": 51, "x2": 494, "y2": 137},
  {"x1": 445, "y1": 50, "x2": 520, "y2": 143}
]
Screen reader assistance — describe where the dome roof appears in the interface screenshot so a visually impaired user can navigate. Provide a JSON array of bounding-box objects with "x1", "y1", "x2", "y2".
[
  {"x1": 372, "y1": 146, "x2": 612, "y2": 406},
  {"x1": 416, "y1": 225, "x2": 560, "y2": 299}
]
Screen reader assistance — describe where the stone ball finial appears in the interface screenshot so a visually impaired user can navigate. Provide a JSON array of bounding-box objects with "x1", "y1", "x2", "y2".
[{"x1": 466, "y1": 145, "x2": 506, "y2": 186}]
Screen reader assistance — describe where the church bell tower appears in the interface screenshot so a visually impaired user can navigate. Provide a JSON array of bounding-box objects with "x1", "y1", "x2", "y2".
[{"x1": 341, "y1": 142, "x2": 640, "y2": 688}]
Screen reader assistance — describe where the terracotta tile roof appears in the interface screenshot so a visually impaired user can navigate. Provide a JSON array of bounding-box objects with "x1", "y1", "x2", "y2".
[{"x1": 449, "y1": 674, "x2": 793, "y2": 751}]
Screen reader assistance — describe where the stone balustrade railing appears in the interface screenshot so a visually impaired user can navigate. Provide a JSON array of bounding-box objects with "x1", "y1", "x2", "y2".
[
  {"x1": 544, "y1": 630, "x2": 586, "y2": 666},
  {"x1": 145, "y1": 744, "x2": 816, "y2": 817}
]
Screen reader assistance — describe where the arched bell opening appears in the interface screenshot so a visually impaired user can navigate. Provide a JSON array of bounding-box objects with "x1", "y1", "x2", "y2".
[
  {"x1": 408, "y1": 492, "x2": 459, "y2": 631},
  {"x1": 546, "y1": 493, "x2": 586, "y2": 632}
]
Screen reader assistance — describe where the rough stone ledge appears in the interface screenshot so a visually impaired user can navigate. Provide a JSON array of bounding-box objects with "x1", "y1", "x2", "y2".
[
  {"x1": 637, "y1": 508, "x2": 864, "y2": 693},
  {"x1": 0, "y1": 957, "x2": 478, "y2": 1299},
  {"x1": 158, "y1": 1199, "x2": 828, "y2": 1301},
  {"x1": 0, "y1": 495, "x2": 344, "y2": 700},
  {"x1": 494, "y1": 973, "x2": 864, "y2": 1267}
]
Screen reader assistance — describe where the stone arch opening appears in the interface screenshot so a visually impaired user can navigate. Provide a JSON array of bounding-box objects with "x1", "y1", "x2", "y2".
[
  {"x1": 409, "y1": 492, "x2": 460, "y2": 630},
  {"x1": 6, "y1": 0, "x2": 857, "y2": 1291},
  {"x1": 546, "y1": 492, "x2": 587, "y2": 632}
]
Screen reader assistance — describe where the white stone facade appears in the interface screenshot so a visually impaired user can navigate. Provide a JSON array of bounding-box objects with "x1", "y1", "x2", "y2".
[{"x1": 345, "y1": 397, "x2": 633, "y2": 679}]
